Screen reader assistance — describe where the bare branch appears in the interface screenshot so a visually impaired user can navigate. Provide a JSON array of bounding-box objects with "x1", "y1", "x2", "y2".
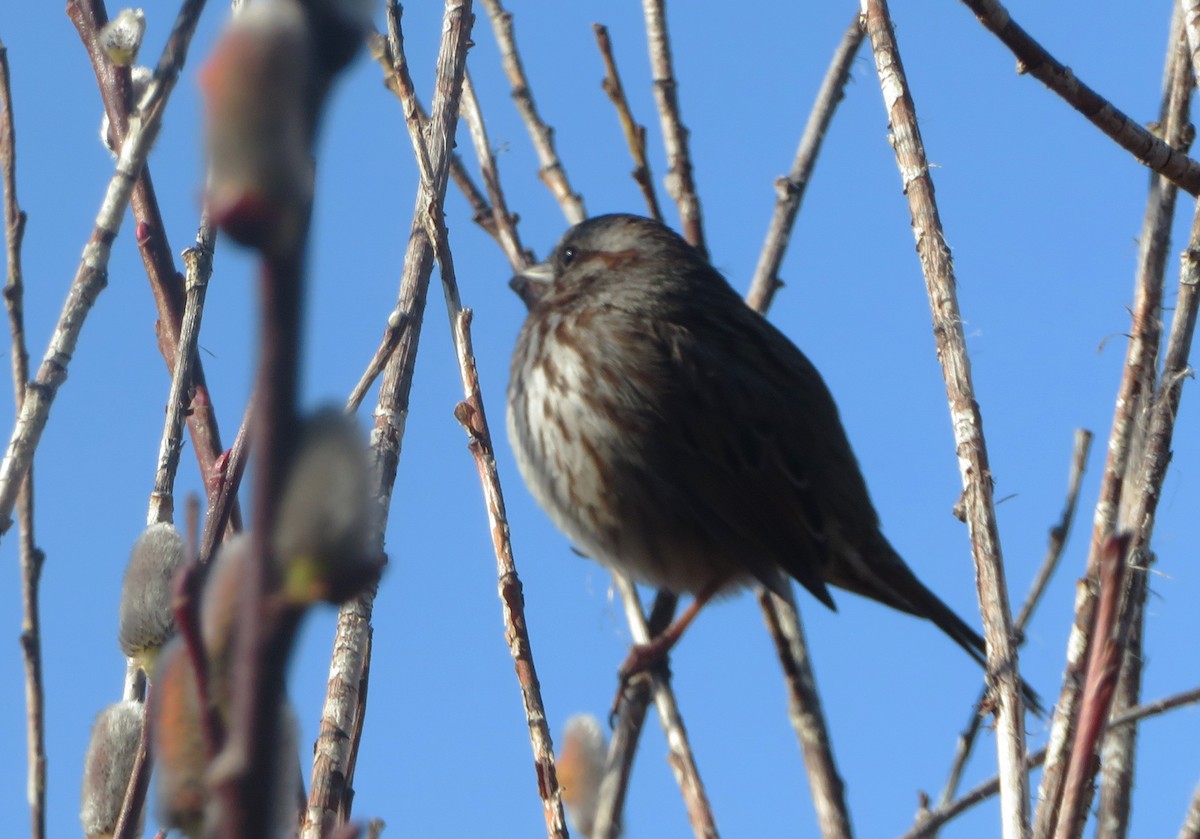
[
  {"x1": 0, "y1": 38, "x2": 46, "y2": 839},
  {"x1": 1036, "y1": 12, "x2": 1195, "y2": 834},
  {"x1": 0, "y1": 0, "x2": 208, "y2": 537},
  {"x1": 450, "y1": 309, "x2": 569, "y2": 837},
  {"x1": 904, "y1": 686, "x2": 1200, "y2": 838},
  {"x1": 861, "y1": 4, "x2": 1029, "y2": 838},
  {"x1": 640, "y1": 0, "x2": 705, "y2": 255},
  {"x1": 302, "y1": 3, "x2": 474, "y2": 835},
  {"x1": 480, "y1": 0, "x2": 586, "y2": 223},
  {"x1": 746, "y1": 13, "x2": 864, "y2": 312},
  {"x1": 148, "y1": 219, "x2": 215, "y2": 525},
  {"x1": 1053, "y1": 534, "x2": 1130, "y2": 839},
  {"x1": 593, "y1": 23, "x2": 663, "y2": 222},
  {"x1": 937, "y1": 429, "x2": 1092, "y2": 816},
  {"x1": 68, "y1": 0, "x2": 237, "y2": 530},
  {"x1": 612, "y1": 575, "x2": 720, "y2": 838},
  {"x1": 460, "y1": 73, "x2": 535, "y2": 270},
  {"x1": 1095, "y1": 24, "x2": 1194, "y2": 839},
  {"x1": 758, "y1": 586, "x2": 853, "y2": 839},
  {"x1": 956, "y1": 0, "x2": 1200, "y2": 196}
]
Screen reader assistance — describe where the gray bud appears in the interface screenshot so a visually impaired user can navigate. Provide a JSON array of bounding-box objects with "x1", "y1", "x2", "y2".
[
  {"x1": 118, "y1": 521, "x2": 186, "y2": 673},
  {"x1": 80, "y1": 700, "x2": 145, "y2": 839},
  {"x1": 274, "y1": 408, "x2": 379, "y2": 604}
]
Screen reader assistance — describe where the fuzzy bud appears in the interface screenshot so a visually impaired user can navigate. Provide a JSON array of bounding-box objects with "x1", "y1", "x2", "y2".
[
  {"x1": 274, "y1": 409, "x2": 380, "y2": 604},
  {"x1": 150, "y1": 639, "x2": 208, "y2": 837},
  {"x1": 98, "y1": 8, "x2": 146, "y2": 66},
  {"x1": 80, "y1": 700, "x2": 145, "y2": 839},
  {"x1": 118, "y1": 521, "x2": 185, "y2": 675},
  {"x1": 199, "y1": 0, "x2": 317, "y2": 253},
  {"x1": 557, "y1": 714, "x2": 608, "y2": 839}
]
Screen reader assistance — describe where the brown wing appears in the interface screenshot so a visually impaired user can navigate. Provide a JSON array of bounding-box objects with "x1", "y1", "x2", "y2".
[{"x1": 637, "y1": 292, "x2": 887, "y2": 610}]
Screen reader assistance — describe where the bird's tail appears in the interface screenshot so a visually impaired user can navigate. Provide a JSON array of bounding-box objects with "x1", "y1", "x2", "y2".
[{"x1": 828, "y1": 542, "x2": 1044, "y2": 714}]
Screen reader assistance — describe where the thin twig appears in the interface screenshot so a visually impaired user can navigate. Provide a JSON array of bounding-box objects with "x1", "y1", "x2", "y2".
[
  {"x1": 0, "y1": 0, "x2": 207, "y2": 537},
  {"x1": 732, "y1": 25, "x2": 861, "y2": 831},
  {"x1": 148, "y1": 217, "x2": 215, "y2": 525},
  {"x1": 593, "y1": 23, "x2": 663, "y2": 221},
  {"x1": 479, "y1": 0, "x2": 586, "y2": 223},
  {"x1": 861, "y1": 4, "x2": 1029, "y2": 838},
  {"x1": 937, "y1": 429, "x2": 1092, "y2": 815},
  {"x1": 68, "y1": 0, "x2": 236, "y2": 529},
  {"x1": 400, "y1": 35, "x2": 564, "y2": 839},
  {"x1": 640, "y1": 0, "x2": 704, "y2": 255},
  {"x1": 450, "y1": 309, "x2": 569, "y2": 837},
  {"x1": 903, "y1": 685, "x2": 1200, "y2": 839},
  {"x1": 612, "y1": 575, "x2": 719, "y2": 838},
  {"x1": 370, "y1": 1, "x2": 498, "y2": 240},
  {"x1": 345, "y1": 311, "x2": 410, "y2": 414},
  {"x1": 592, "y1": 591, "x2": 678, "y2": 839},
  {"x1": 758, "y1": 585, "x2": 852, "y2": 839},
  {"x1": 1053, "y1": 534, "x2": 1130, "y2": 839},
  {"x1": 0, "y1": 38, "x2": 46, "y2": 839},
  {"x1": 112, "y1": 709, "x2": 153, "y2": 839},
  {"x1": 956, "y1": 0, "x2": 1200, "y2": 196},
  {"x1": 746, "y1": 13, "x2": 864, "y2": 313},
  {"x1": 460, "y1": 72, "x2": 535, "y2": 270},
  {"x1": 405, "y1": 46, "x2": 566, "y2": 830},
  {"x1": 301, "y1": 3, "x2": 474, "y2": 836}
]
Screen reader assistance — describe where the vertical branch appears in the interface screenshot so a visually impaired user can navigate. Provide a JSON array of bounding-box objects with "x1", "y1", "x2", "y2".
[
  {"x1": 479, "y1": 0, "x2": 586, "y2": 223},
  {"x1": 938, "y1": 430, "x2": 1093, "y2": 819},
  {"x1": 1095, "y1": 12, "x2": 1193, "y2": 838},
  {"x1": 860, "y1": 5, "x2": 1030, "y2": 839},
  {"x1": 1052, "y1": 535, "x2": 1130, "y2": 839},
  {"x1": 640, "y1": 0, "x2": 706, "y2": 255},
  {"x1": 148, "y1": 218, "x2": 216, "y2": 526},
  {"x1": 757, "y1": 586, "x2": 853, "y2": 839},
  {"x1": 746, "y1": 14, "x2": 863, "y2": 312},
  {"x1": 398, "y1": 34, "x2": 566, "y2": 831},
  {"x1": 302, "y1": 3, "x2": 474, "y2": 835},
  {"x1": 611, "y1": 575, "x2": 720, "y2": 838},
  {"x1": 0, "y1": 38, "x2": 46, "y2": 839},
  {"x1": 1035, "y1": 7, "x2": 1194, "y2": 834}
]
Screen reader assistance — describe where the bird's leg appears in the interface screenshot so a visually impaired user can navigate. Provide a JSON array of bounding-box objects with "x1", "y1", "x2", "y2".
[{"x1": 609, "y1": 577, "x2": 725, "y2": 722}]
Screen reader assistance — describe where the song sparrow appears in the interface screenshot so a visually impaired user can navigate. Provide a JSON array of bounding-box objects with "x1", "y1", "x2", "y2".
[{"x1": 507, "y1": 213, "x2": 1033, "y2": 706}]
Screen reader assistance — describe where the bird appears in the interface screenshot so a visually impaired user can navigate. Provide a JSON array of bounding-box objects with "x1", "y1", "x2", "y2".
[{"x1": 506, "y1": 212, "x2": 1037, "y2": 711}]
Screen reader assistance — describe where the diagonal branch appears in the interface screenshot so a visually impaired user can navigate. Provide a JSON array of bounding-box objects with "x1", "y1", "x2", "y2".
[
  {"x1": 956, "y1": 0, "x2": 1200, "y2": 196},
  {"x1": 861, "y1": 4, "x2": 1029, "y2": 839},
  {"x1": 479, "y1": 0, "x2": 586, "y2": 224},
  {"x1": 0, "y1": 0, "x2": 208, "y2": 538},
  {"x1": 746, "y1": 13, "x2": 864, "y2": 313}
]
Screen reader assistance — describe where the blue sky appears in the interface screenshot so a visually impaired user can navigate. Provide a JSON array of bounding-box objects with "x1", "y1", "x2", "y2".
[{"x1": 1, "y1": 2, "x2": 1197, "y2": 838}]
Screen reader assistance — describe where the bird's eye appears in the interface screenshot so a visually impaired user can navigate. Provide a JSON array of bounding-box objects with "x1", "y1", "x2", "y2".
[{"x1": 559, "y1": 247, "x2": 578, "y2": 269}]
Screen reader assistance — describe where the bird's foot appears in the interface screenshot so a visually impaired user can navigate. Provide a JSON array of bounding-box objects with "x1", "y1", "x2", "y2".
[{"x1": 607, "y1": 636, "x2": 674, "y2": 726}]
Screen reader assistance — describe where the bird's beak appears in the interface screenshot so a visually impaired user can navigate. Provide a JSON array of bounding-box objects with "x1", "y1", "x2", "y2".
[{"x1": 510, "y1": 261, "x2": 554, "y2": 310}]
